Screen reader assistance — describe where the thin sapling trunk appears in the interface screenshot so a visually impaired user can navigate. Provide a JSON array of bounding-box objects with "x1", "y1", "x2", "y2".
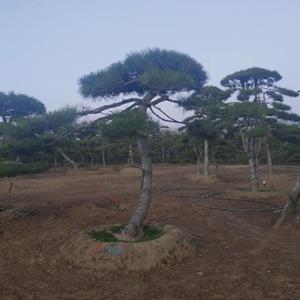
[
  {"x1": 203, "y1": 139, "x2": 209, "y2": 177},
  {"x1": 101, "y1": 139, "x2": 106, "y2": 167},
  {"x1": 128, "y1": 144, "x2": 134, "y2": 166},
  {"x1": 266, "y1": 142, "x2": 273, "y2": 176}
]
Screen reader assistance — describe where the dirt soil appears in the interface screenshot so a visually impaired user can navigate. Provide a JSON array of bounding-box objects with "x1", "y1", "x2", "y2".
[{"x1": 1, "y1": 164, "x2": 300, "y2": 300}]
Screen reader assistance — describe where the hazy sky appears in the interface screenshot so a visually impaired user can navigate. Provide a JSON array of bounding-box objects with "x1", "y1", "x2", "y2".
[{"x1": 1, "y1": 0, "x2": 299, "y2": 120}]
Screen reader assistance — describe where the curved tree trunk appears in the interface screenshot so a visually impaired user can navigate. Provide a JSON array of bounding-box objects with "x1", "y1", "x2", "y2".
[
  {"x1": 203, "y1": 139, "x2": 209, "y2": 177},
  {"x1": 266, "y1": 143, "x2": 273, "y2": 176},
  {"x1": 57, "y1": 148, "x2": 78, "y2": 170},
  {"x1": 122, "y1": 96, "x2": 154, "y2": 239},
  {"x1": 122, "y1": 135, "x2": 152, "y2": 238},
  {"x1": 274, "y1": 177, "x2": 300, "y2": 229}
]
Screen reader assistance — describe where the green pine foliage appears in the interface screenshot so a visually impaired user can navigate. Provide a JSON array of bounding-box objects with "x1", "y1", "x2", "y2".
[
  {"x1": 102, "y1": 109, "x2": 159, "y2": 139},
  {"x1": 0, "y1": 162, "x2": 48, "y2": 178},
  {"x1": 0, "y1": 92, "x2": 45, "y2": 123},
  {"x1": 79, "y1": 48, "x2": 207, "y2": 98}
]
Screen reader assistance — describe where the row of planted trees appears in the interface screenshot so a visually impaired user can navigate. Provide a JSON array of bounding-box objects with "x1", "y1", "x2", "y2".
[
  {"x1": 1, "y1": 48, "x2": 300, "y2": 237},
  {"x1": 180, "y1": 70, "x2": 300, "y2": 192},
  {"x1": 3, "y1": 118, "x2": 300, "y2": 169}
]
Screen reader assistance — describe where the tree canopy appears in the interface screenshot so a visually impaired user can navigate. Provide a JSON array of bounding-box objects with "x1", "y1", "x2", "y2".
[
  {"x1": 79, "y1": 48, "x2": 207, "y2": 99},
  {"x1": 0, "y1": 92, "x2": 46, "y2": 123},
  {"x1": 221, "y1": 67, "x2": 299, "y2": 191},
  {"x1": 179, "y1": 86, "x2": 231, "y2": 140},
  {"x1": 220, "y1": 67, "x2": 282, "y2": 89}
]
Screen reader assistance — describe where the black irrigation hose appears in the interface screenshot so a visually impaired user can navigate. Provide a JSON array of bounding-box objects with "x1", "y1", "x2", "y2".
[{"x1": 162, "y1": 187, "x2": 282, "y2": 212}]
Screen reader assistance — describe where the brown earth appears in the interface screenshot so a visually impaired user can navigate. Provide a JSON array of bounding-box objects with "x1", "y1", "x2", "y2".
[{"x1": 1, "y1": 164, "x2": 300, "y2": 299}]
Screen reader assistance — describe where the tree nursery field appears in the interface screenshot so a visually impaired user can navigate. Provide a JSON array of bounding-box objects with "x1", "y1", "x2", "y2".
[{"x1": 1, "y1": 164, "x2": 300, "y2": 300}]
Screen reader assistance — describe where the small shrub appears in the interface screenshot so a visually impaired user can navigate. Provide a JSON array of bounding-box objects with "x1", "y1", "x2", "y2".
[
  {"x1": 89, "y1": 224, "x2": 163, "y2": 242},
  {"x1": 110, "y1": 224, "x2": 125, "y2": 233},
  {"x1": 89, "y1": 230, "x2": 119, "y2": 242},
  {"x1": 0, "y1": 162, "x2": 49, "y2": 178},
  {"x1": 141, "y1": 225, "x2": 162, "y2": 241}
]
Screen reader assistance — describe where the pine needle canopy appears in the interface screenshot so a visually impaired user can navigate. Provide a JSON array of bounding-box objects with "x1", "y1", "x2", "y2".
[
  {"x1": 221, "y1": 67, "x2": 299, "y2": 104},
  {"x1": 102, "y1": 109, "x2": 159, "y2": 138},
  {"x1": 221, "y1": 67, "x2": 282, "y2": 89},
  {"x1": 180, "y1": 86, "x2": 231, "y2": 110},
  {"x1": 0, "y1": 92, "x2": 45, "y2": 121},
  {"x1": 79, "y1": 48, "x2": 207, "y2": 99}
]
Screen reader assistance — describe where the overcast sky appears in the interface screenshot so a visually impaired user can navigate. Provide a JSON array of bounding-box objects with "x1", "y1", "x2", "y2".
[{"x1": 1, "y1": 0, "x2": 299, "y2": 122}]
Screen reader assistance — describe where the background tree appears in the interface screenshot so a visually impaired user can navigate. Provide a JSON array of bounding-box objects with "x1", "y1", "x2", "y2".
[
  {"x1": 0, "y1": 91, "x2": 45, "y2": 124},
  {"x1": 264, "y1": 101, "x2": 300, "y2": 175},
  {"x1": 221, "y1": 67, "x2": 299, "y2": 191},
  {"x1": 79, "y1": 48, "x2": 207, "y2": 239},
  {"x1": 179, "y1": 86, "x2": 231, "y2": 176},
  {"x1": 0, "y1": 107, "x2": 78, "y2": 165},
  {"x1": 0, "y1": 91, "x2": 46, "y2": 152},
  {"x1": 152, "y1": 128, "x2": 178, "y2": 163}
]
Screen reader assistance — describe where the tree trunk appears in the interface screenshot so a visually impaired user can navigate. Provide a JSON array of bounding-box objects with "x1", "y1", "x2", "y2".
[
  {"x1": 193, "y1": 146, "x2": 201, "y2": 174},
  {"x1": 266, "y1": 143, "x2": 273, "y2": 176},
  {"x1": 57, "y1": 148, "x2": 78, "y2": 170},
  {"x1": 101, "y1": 140, "x2": 106, "y2": 167},
  {"x1": 248, "y1": 156, "x2": 259, "y2": 192},
  {"x1": 128, "y1": 144, "x2": 134, "y2": 166},
  {"x1": 274, "y1": 177, "x2": 300, "y2": 229},
  {"x1": 122, "y1": 135, "x2": 152, "y2": 238},
  {"x1": 54, "y1": 155, "x2": 58, "y2": 170},
  {"x1": 122, "y1": 95, "x2": 154, "y2": 239},
  {"x1": 89, "y1": 153, "x2": 95, "y2": 164},
  {"x1": 211, "y1": 148, "x2": 219, "y2": 171},
  {"x1": 203, "y1": 139, "x2": 209, "y2": 177},
  {"x1": 238, "y1": 123, "x2": 261, "y2": 192},
  {"x1": 161, "y1": 146, "x2": 166, "y2": 163},
  {"x1": 195, "y1": 155, "x2": 201, "y2": 174}
]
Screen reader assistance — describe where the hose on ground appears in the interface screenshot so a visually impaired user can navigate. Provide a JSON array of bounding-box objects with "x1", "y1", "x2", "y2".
[{"x1": 162, "y1": 187, "x2": 282, "y2": 212}]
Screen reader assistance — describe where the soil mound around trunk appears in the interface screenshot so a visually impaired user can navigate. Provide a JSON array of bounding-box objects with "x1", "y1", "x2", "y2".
[
  {"x1": 184, "y1": 173, "x2": 219, "y2": 184},
  {"x1": 60, "y1": 224, "x2": 196, "y2": 271},
  {"x1": 119, "y1": 167, "x2": 142, "y2": 176},
  {"x1": 264, "y1": 174, "x2": 290, "y2": 187}
]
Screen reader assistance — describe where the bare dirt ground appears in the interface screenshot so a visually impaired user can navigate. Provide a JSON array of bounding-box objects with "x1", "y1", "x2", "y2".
[{"x1": 1, "y1": 164, "x2": 300, "y2": 300}]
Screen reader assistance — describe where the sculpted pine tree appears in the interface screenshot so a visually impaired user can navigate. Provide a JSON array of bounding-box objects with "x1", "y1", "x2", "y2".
[
  {"x1": 79, "y1": 48, "x2": 207, "y2": 239},
  {"x1": 221, "y1": 68, "x2": 299, "y2": 191},
  {"x1": 180, "y1": 86, "x2": 231, "y2": 176}
]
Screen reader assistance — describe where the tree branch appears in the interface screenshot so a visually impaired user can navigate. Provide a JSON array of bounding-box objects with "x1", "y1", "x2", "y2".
[
  {"x1": 149, "y1": 106, "x2": 184, "y2": 124},
  {"x1": 80, "y1": 98, "x2": 141, "y2": 116},
  {"x1": 150, "y1": 97, "x2": 180, "y2": 106},
  {"x1": 152, "y1": 105, "x2": 185, "y2": 124}
]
